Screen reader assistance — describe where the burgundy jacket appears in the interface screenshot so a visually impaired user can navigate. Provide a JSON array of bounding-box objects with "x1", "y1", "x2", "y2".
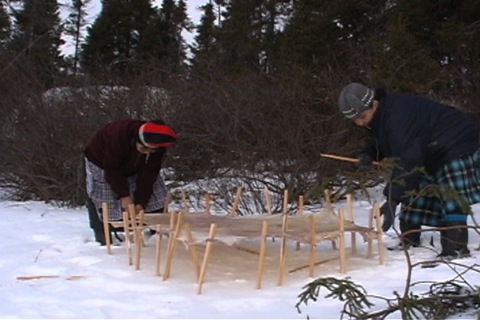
[{"x1": 84, "y1": 119, "x2": 166, "y2": 208}]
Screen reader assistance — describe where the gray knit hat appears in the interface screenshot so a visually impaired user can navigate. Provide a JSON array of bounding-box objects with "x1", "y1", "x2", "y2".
[{"x1": 338, "y1": 83, "x2": 375, "y2": 119}]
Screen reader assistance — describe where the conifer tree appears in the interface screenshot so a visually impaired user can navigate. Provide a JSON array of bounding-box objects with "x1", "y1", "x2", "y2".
[
  {"x1": 64, "y1": 0, "x2": 91, "y2": 75},
  {"x1": 190, "y1": 1, "x2": 217, "y2": 74},
  {"x1": 8, "y1": 0, "x2": 64, "y2": 88},
  {"x1": 214, "y1": 0, "x2": 265, "y2": 73},
  {"x1": 154, "y1": 0, "x2": 190, "y2": 71},
  {"x1": 0, "y1": 0, "x2": 11, "y2": 45},
  {"x1": 80, "y1": 0, "x2": 157, "y2": 77},
  {"x1": 388, "y1": 0, "x2": 480, "y2": 98}
]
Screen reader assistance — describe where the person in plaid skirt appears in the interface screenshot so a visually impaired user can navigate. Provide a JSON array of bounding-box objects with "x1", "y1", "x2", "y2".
[
  {"x1": 84, "y1": 119, "x2": 177, "y2": 245},
  {"x1": 338, "y1": 82, "x2": 480, "y2": 259}
]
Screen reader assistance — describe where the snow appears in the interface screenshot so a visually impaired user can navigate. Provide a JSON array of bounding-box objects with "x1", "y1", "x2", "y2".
[{"x1": 1, "y1": 187, "x2": 479, "y2": 319}]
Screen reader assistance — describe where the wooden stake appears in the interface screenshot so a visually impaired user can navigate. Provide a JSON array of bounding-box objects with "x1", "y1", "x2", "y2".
[
  {"x1": 296, "y1": 195, "x2": 304, "y2": 250},
  {"x1": 256, "y1": 221, "x2": 268, "y2": 290},
  {"x1": 367, "y1": 206, "x2": 374, "y2": 259},
  {"x1": 205, "y1": 193, "x2": 211, "y2": 215},
  {"x1": 102, "y1": 202, "x2": 112, "y2": 255},
  {"x1": 308, "y1": 215, "x2": 316, "y2": 277},
  {"x1": 277, "y1": 214, "x2": 288, "y2": 286},
  {"x1": 138, "y1": 209, "x2": 146, "y2": 247},
  {"x1": 288, "y1": 257, "x2": 338, "y2": 273},
  {"x1": 123, "y1": 211, "x2": 133, "y2": 266},
  {"x1": 374, "y1": 203, "x2": 385, "y2": 265},
  {"x1": 163, "y1": 193, "x2": 170, "y2": 214},
  {"x1": 229, "y1": 187, "x2": 242, "y2": 217},
  {"x1": 283, "y1": 189, "x2": 288, "y2": 214},
  {"x1": 128, "y1": 204, "x2": 142, "y2": 271},
  {"x1": 338, "y1": 209, "x2": 347, "y2": 274},
  {"x1": 298, "y1": 195, "x2": 304, "y2": 215},
  {"x1": 181, "y1": 190, "x2": 189, "y2": 212},
  {"x1": 197, "y1": 223, "x2": 217, "y2": 295},
  {"x1": 347, "y1": 194, "x2": 357, "y2": 255},
  {"x1": 320, "y1": 153, "x2": 381, "y2": 166},
  {"x1": 324, "y1": 189, "x2": 337, "y2": 250},
  {"x1": 155, "y1": 224, "x2": 162, "y2": 276},
  {"x1": 184, "y1": 223, "x2": 200, "y2": 280},
  {"x1": 163, "y1": 212, "x2": 183, "y2": 281},
  {"x1": 264, "y1": 187, "x2": 272, "y2": 215}
]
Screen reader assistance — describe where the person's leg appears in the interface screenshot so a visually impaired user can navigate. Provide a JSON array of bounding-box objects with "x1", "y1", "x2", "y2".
[
  {"x1": 86, "y1": 197, "x2": 110, "y2": 245},
  {"x1": 85, "y1": 158, "x2": 124, "y2": 245}
]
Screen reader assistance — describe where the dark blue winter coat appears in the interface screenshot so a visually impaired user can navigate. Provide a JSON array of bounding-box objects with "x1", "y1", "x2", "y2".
[{"x1": 362, "y1": 92, "x2": 479, "y2": 203}]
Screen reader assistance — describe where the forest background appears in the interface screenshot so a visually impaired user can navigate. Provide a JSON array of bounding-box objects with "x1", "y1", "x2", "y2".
[{"x1": 0, "y1": 0, "x2": 479, "y2": 213}]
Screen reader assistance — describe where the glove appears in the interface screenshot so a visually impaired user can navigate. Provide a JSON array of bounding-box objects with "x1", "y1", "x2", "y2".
[
  {"x1": 357, "y1": 153, "x2": 374, "y2": 170},
  {"x1": 380, "y1": 200, "x2": 398, "y2": 232}
]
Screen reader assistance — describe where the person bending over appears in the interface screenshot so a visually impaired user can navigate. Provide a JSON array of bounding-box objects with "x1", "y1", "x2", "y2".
[
  {"x1": 338, "y1": 82, "x2": 480, "y2": 259},
  {"x1": 84, "y1": 118, "x2": 177, "y2": 245}
]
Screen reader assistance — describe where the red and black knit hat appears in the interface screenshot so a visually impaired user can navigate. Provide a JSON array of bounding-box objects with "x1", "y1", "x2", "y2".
[{"x1": 138, "y1": 121, "x2": 177, "y2": 148}]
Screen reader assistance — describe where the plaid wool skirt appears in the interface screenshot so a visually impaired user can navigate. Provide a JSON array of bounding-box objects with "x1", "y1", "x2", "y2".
[
  {"x1": 85, "y1": 158, "x2": 168, "y2": 221},
  {"x1": 400, "y1": 150, "x2": 480, "y2": 226}
]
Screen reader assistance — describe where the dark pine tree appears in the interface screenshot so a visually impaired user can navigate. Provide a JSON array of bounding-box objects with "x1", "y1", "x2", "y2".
[
  {"x1": 0, "y1": 0, "x2": 11, "y2": 45},
  {"x1": 80, "y1": 0, "x2": 157, "y2": 78},
  {"x1": 64, "y1": 0, "x2": 92, "y2": 76},
  {"x1": 8, "y1": 0, "x2": 64, "y2": 89},
  {"x1": 190, "y1": 1, "x2": 217, "y2": 75}
]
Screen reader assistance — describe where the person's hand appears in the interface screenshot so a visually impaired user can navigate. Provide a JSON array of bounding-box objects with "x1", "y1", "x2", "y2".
[
  {"x1": 357, "y1": 153, "x2": 374, "y2": 170},
  {"x1": 135, "y1": 204, "x2": 144, "y2": 216},
  {"x1": 120, "y1": 196, "x2": 133, "y2": 213},
  {"x1": 380, "y1": 200, "x2": 398, "y2": 232}
]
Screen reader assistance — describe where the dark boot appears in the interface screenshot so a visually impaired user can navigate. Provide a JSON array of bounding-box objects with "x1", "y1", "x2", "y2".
[
  {"x1": 438, "y1": 219, "x2": 470, "y2": 259},
  {"x1": 400, "y1": 219, "x2": 421, "y2": 247},
  {"x1": 439, "y1": 227, "x2": 456, "y2": 258},
  {"x1": 455, "y1": 227, "x2": 470, "y2": 258}
]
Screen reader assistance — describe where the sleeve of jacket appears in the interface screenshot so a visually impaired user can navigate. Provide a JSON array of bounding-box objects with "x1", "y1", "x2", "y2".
[
  {"x1": 134, "y1": 150, "x2": 165, "y2": 208},
  {"x1": 383, "y1": 137, "x2": 425, "y2": 203},
  {"x1": 359, "y1": 139, "x2": 384, "y2": 161}
]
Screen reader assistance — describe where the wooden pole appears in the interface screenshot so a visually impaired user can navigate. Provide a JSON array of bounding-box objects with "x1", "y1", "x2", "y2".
[
  {"x1": 229, "y1": 187, "x2": 242, "y2": 217},
  {"x1": 155, "y1": 224, "x2": 162, "y2": 276},
  {"x1": 347, "y1": 194, "x2": 357, "y2": 255},
  {"x1": 181, "y1": 189, "x2": 189, "y2": 212},
  {"x1": 163, "y1": 212, "x2": 183, "y2": 281},
  {"x1": 289, "y1": 257, "x2": 338, "y2": 273},
  {"x1": 256, "y1": 221, "x2": 268, "y2": 290},
  {"x1": 367, "y1": 206, "x2": 374, "y2": 259},
  {"x1": 308, "y1": 215, "x2": 316, "y2": 277},
  {"x1": 123, "y1": 211, "x2": 133, "y2": 266},
  {"x1": 277, "y1": 214, "x2": 288, "y2": 286},
  {"x1": 139, "y1": 209, "x2": 146, "y2": 247},
  {"x1": 264, "y1": 186, "x2": 272, "y2": 215},
  {"x1": 320, "y1": 153, "x2": 381, "y2": 166},
  {"x1": 283, "y1": 189, "x2": 288, "y2": 215},
  {"x1": 205, "y1": 193, "x2": 211, "y2": 215},
  {"x1": 298, "y1": 195, "x2": 304, "y2": 215},
  {"x1": 324, "y1": 190, "x2": 337, "y2": 250},
  {"x1": 184, "y1": 223, "x2": 200, "y2": 280},
  {"x1": 102, "y1": 203, "x2": 112, "y2": 254},
  {"x1": 374, "y1": 203, "x2": 385, "y2": 265},
  {"x1": 163, "y1": 193, "x2": 170, "y2": 214},
  {"x1": 296, "y1": 195, "x2": 304, "y2": 251},
  {"x1": 338, "y1": 209, "x2": 347, "y2": 274},
  {"x1": 128, "y1": 204, "x2": 142, "y2": 271},
  {"x1": 197, "y1": 223, "x2": 217, "y2": 295}
]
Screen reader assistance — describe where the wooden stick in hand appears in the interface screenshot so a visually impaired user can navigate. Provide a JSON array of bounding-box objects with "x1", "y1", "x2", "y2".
[{"x1": 320, "y1": 153, "x2": 381, "y2": 166}]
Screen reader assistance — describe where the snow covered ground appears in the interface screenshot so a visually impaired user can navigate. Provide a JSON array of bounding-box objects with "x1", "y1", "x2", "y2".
[{"x1": 1, "y1": 187, "x2": 479, "y2": 319}]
